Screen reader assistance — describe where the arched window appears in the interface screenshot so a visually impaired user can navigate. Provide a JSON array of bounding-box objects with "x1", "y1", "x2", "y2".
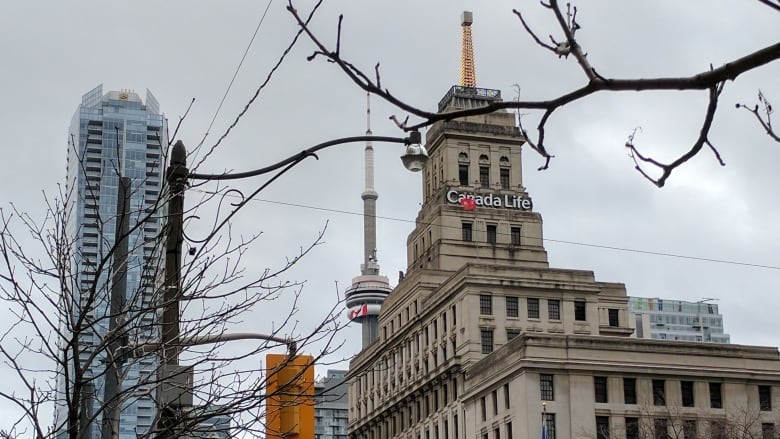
[
  {"x1": 478, "y1": 155, "x2": 490, "y2": 188},
  {"x1": 499, "y1": 156, "x2": 510, "y2": 189},
  {"x1": 458, "y1": 152, "x2": 469, "y2": 186}
]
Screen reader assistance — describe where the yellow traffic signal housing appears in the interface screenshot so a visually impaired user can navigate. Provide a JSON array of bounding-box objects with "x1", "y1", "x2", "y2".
[{"x1": 266, "y1": 354, "x2": 315, "y2": 439}]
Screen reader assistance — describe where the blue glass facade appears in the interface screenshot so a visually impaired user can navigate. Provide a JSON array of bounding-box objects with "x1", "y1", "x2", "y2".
[
  {"x1": 315, "y1": 370, "x2": 349, "y2": 439},
  {"x1": 55, "y1": 85, "x2": 167, "y2": 438},
  {"x1": 189, "y1": 405, "x2": 231, "y2": 438}
]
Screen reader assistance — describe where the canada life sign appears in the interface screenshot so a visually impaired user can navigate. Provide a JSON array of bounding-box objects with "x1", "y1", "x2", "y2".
[{"x1": 446, "y1": 190, "x2": 533, "y2": 211}]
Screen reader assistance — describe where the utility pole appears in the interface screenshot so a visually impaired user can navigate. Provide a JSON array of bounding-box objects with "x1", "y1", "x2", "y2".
[
  {"x1": 157, "y1": 140, "x2": 188, "y2": 438},
  {"x1": 101, "y1": 177, "x2": 131, "y2": 439}
]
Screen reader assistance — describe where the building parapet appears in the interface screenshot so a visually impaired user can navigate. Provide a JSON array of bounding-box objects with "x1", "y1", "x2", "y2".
[
  {"x1": 438, "y1": 85, "x2": 502, "y2": 112},
  {"x1": 465, "y1": 332, "x2": 780, "y2": 390}
]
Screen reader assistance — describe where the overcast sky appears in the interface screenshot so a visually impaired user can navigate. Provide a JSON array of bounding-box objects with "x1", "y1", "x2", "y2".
[{"x1": 0, "y1": 0, "x2": 778, "y2": 429}]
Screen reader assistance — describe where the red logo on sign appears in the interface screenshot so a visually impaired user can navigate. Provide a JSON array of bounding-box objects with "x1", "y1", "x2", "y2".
[{"x1": 460, "y1": 197, "x2": 476, "y2": 211}]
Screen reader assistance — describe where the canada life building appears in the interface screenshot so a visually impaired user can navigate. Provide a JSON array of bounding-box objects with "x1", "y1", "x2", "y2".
[
  {"x1": 346, "y1": 12, "x2": 780, "y2": 439},
  {"x1": 55, "y1": 85, "x2": 166, "y2": 438}
]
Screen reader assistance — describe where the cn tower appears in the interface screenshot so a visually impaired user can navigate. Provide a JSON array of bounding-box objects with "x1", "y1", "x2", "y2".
[{"x1": 345, "y1": 93, "x2": 392, "y2": 349}]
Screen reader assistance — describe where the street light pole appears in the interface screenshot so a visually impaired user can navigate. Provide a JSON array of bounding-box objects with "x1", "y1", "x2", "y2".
[{"x1": 155, "y1": 133, "x2": 426, "y2": 438}]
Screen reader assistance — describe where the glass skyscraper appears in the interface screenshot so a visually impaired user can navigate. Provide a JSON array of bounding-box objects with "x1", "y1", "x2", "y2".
[
  {"x1": 315, "y1": 370, "x2": 349, "y2": 439},
  {"x1": 55, "y1": 85, "x2": 167, "y2": 438}
]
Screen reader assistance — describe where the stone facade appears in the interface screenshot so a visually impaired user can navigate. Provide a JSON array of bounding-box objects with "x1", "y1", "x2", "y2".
[{"x1": 346, "y1": 87, "x2": 780, "y2": 439}]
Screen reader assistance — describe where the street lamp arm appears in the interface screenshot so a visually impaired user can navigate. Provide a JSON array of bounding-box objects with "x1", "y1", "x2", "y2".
[
  {"x1": 184, "y1": 333, "x2": 295, "y2": 354},
  {"x1": 188, "y1": 135, "x2": 413, "y2": 181},
  {"x1": 129, "y1": 332, "x2": 297, "y2": 358}
]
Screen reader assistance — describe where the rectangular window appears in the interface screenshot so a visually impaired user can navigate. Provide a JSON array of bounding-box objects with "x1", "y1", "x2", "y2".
[
  {"x1": 654, "y1": 418, "x2": 669, "y2": 439},
  {"x1": 625, "y1": 417, "x2": 639, "y2": 439},
  {"x1": 528, "y1": 298, "x2": 540, "y2": 319},
  {"x1": 506, "y1": 296, "x2": 519, "y2": 318},
  {"x1": 575, "y1": 300, "x2": 587, "y2": 321},
  {"x1": 480, "y1": 397, "x2": 486, "y2": 421},
  {"x1": 594, "y1": 376, "x2": 608, "y2": 403},
  {"x1": 459, "y1": 164, "x2": 469, "y2": 186},
  {"x1": 762, "y1": 423, "x2": 775, "y2": 439},
  {"x1": 540, "y1": 374, "x2": 554, "y2": 401},
  {"x1": 507, "y1": 329, "x2": 520, "y2": 340},
  {"x1": 494, "y1": 427, "x2": 500, "y2": 439},
  {"x1": 653, "y1": 380, "x2": 666, "y2": 406},
  {"x1": 487, "y1": 224, "x2": 497, "y2": 245},
  {"x1": 548, "y1": 299, "x2": 561, "y2": 320},
  {"x1": 480, "y1": 295, "x2": 493, "y2": 315},
  {"x1": 492, "y1": 390, "x2": 498, "y2": 415},
  {"x1": 453, "y1": 377, "x2": 458, "y2": 399},
  {"x1": 681, "y1": 381, "x2": 695, "y2": 407},
  {"x1": 544, "y1": 413, "x2": 556, "y2": 439},
  {"x1": 479, "y1": 166, "x2": 490, "y2": 187},
  {"x1": 596, "y1": 416, "x2": 610, "y2": 439},
  {"x1": 504, "y1": 383, "x2": 510, "y2": 409},
  {"x1": 500, "y1": 168, "x2": 510, "y2": 189},
  {"x1": 454, "y1": 414, "x2": 459, "y2": 439},
  {"x1": 711, "y1": 420, "x2": 726, "y2": 439},
  {"x1": 624, "y1": 378, "x2": 637, "y2": 404},
  {"x1": 481, "y1": 329, "x2": 494, "y2": 354},
  {"x1": 709, "y1": 382, "x2": 723, "y2": 409},
  {"x1": 452, "y1": 305, "x2": 457, "y2": 325},
  {"x1": 462, "y1": 222, "x2": 473, "y2": 241},
  {"x1": 683, "y1": 421, "x2": 697, "y2": 439},
  {"x1": 608, "y1": 309, "x2": 619, "y2": 327},
  {"x1": 510, "y1": 226, "x2": 521, "y2": 246},
  {"x1": 506, "y1": 421, "x2": 513, "y2": 439},
  {"x1": 760, "y1": 385, "x2": 772, "y2": 411}
]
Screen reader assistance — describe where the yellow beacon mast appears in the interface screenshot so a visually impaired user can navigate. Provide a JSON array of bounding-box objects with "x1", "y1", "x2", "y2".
[{"x1": 460, "y1": 11, "x2": 477, "y2": 87}]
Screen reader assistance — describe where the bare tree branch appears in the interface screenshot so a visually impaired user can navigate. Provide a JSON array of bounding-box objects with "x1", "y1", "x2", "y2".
[
  {"x1": 287, "y1": 0, "x2": 780, "y2": 185},
  {"x1": 737, "y1": 91, "x2": 779, "y2": 142},
  {"x1": 625, "y1": 84, "x2": 726, "y2": 187}
]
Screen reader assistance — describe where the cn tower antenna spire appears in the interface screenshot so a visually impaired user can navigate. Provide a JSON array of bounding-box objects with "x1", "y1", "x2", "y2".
[
  {"x1": 346, "y1": 93, "x2": 391, "y2": 349},
  {"x1": 361, "y1": 92, "x2": 379, "y2": 275},
  {"x1": 460, "y1": 11, "x2": 477, "y2": 88}
]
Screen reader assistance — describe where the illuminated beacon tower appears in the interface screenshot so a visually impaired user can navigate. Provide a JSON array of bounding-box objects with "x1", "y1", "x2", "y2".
[
  {"x1": 345, "y1": 94, "x2": 392, "y2": 349},
  {"x1": 460, "y1": 11, "x2": 476, "y2": 88}
]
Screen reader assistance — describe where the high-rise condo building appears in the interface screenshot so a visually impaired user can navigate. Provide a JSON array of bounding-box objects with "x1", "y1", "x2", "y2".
[
  {"x1": 55, "y1": 85, "x2": 167, "y2": 438},
  {"x1": 315, "y1": 370, "x2": 349, "y2": 439},
  {"x1": 628, "y1": 297, "x2": 731, "y2": 343}
]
